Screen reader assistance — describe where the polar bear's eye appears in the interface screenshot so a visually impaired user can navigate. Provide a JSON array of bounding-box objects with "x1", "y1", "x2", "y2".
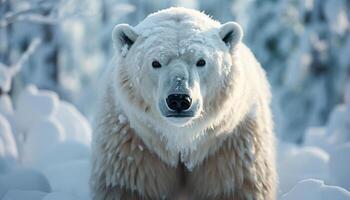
[
  {"x1": 196, "y1": 59, "x2": 206, "y2": 67},
  {"x1": 152, "y1": 60, "x2": 162, "y2": 68}
]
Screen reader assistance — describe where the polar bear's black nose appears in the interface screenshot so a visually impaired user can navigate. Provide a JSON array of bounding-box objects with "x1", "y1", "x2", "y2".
[{"x1": 166, "y1": 94, "x2": 192, "y2": 112}]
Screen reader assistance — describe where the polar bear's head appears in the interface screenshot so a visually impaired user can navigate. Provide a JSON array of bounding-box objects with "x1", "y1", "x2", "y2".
[{"x1": 112, "y1": 8, "x2": 244, "y2": 151}]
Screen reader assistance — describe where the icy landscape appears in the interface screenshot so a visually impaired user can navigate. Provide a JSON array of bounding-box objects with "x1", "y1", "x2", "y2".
[{"x1": 1, "y1": 0, "x2": 350, "y2": 199}]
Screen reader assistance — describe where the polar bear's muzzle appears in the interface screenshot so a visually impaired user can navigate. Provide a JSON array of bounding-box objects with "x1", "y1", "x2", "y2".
[{"x1": 156, "y1": 61, "x2": 202, "y2": 125}]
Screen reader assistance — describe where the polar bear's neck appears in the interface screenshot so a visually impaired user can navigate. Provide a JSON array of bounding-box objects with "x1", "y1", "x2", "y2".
[
  {"x1": 106, "y1": 46, "x2": 260, "y2": 169},
  {"x1": 126, "y1": 110, "x2": 208, "y2": 168},
  {"x1": 121, "y1": 94, "x2": 256, "y2": 170},
  {"x1": 125, "y1": 104, "x2": 259, "y2": 170}
]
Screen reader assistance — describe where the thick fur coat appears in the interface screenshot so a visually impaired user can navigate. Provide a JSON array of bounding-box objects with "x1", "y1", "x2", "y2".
[{"x1": 91, "y1": 7, "x2": 276, "y2": 200}]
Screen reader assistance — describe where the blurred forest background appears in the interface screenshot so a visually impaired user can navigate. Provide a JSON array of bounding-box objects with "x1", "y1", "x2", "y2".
[{"x1": 1, "y1": 0, "x2": 350, "y2": 143}]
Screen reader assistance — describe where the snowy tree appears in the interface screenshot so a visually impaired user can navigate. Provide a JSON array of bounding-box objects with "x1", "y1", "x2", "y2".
[
  {"x1": 0, "y1": 0, "x2": 64, "y2": 94},
  {"x1": 0, "y1": 0, "x2": 134, "y2": 116},
  {"x1": 0, "y1": 38, "x2": 41, "y2": 95},
  {"x1": 246, "y1": 0, "x2": 350, "y2": 142},
  {"x1": 0, "y1": 1, "x2": 350, "y2": 200},
  {"x1": 198, "y1": 0, "x2": 236, "y2": 22}
]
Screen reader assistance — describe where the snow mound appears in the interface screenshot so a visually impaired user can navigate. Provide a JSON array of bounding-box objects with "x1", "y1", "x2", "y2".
[
  {"x1": 326, "y1": 104, "x2": 350, "y2": 146},
  {"x1": 43, "y1": 160, "x2": 90, "y2": 200},
  {"x1": 2, "y1": 190, "x2": 47, "y2": 200},
  {"x1": 15, "y1": 85, "x2": 92, "y2": 167},
  {"x1": 33, "y1": 141, "x2": 90, "y2": 170},
  {"x1": 304, "y1": 127, "x2": 332, "y2": 152},
  {"x1": 22, "y1": 118, "x2": 65, "y2": 165},
  {"x1": 0, "y1": 114, "x2": 18, "y2": 173},
  {"x1": 15, "y1": 85, "x2": 59, "y2": 132},
  {"x1": 43, "y1": 192, "x2": 83, "y2": 200},
  {"x1": 54, "y1": 101, "x2": 92, "y2": 146},
  {"x1": 280, "y1": 179, "x2": 350, "y2": 200},
  {"x1": 0, "y1": 95, "x2": 14, "y2": 115},
  {"x1": 278, "y1": 143, "x2": 329, "y2": 194},
  {"x1": 2, "y1": 190, "x2": 83, "y2": 200},
  {"x1": 0, "y1": 65, "x2": 12, "y2": 94},
  {"x1": 0, "y1": 85, "x2": 92, "y2": 199},
  {"x1": 0, "y1": 169, "x2": 51, "y2": 199},
  {"x1": 329, "y1": 143, "x2": 350, "y2": 190}
]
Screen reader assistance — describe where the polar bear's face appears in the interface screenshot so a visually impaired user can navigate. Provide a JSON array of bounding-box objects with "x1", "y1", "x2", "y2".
[{"x1": 113, "y1": 21, "x2": 243, "y2": 128}]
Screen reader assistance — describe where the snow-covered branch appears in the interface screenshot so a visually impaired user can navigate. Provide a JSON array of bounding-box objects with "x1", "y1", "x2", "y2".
[
  {"x1": 0, "y1": 13, "x2": 58, "y2": 27},
  {"x1": 11, "y1": 38, "x2": 41, "y2": 75},
  {"x1": 0, "y1": 4, "x2": 60, "y2": 27},
  {"x1": 0, "y1": 38, "x2": 41, "y2": 93}
]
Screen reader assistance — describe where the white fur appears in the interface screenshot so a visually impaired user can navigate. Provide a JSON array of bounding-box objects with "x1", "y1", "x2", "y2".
[
  {"x1": 92, "y1": 7, "x2": 276, "y2": 200},
  {"x1": 102, "y1": 7, "x2": 272, "y2": 167}
]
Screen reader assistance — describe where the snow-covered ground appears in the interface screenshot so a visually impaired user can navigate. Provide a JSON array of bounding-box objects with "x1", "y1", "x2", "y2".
[
  {"x1": 1, "y1": 0, "x2": 350, "y2": 199},
  {"x1": 1, "y1": 85, "x2": 350, "y2": 200},
  {"x1": 0, "y1": 86, "x2": 91, "y2": 200}
]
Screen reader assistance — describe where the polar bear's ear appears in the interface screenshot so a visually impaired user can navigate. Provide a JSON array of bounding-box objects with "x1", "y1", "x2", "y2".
[
  {"x1": 219, "y1": 22, "x2": 243, "y2": 50},
  {"x1": 112, "y1": 24, "x2": 139, "y2": 54}
]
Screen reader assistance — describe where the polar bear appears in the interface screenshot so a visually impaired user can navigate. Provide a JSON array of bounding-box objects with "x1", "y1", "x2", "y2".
[{"x1": 91, "y1": 7, "x2": 276, "y2": 200}]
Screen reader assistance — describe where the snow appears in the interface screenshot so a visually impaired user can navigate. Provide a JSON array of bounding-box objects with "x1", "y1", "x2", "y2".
[
  {"x1": 33, "y1": 141, "x2": 90, "y2": 170},
  {"x1": 0, "y1": 114, "x2": 18, "y2": 172},
  {"x1": 0, "y1": 86, "x2": 92, "y2": 199},
  {"x1": 325, "y1": 104, "x2": 350, "y2": 146},
  {"x1": 43, "y1": 160, "x2": 90, "y2": 200},
  {"x1": 329, "y1": 143, "x2": 350, "y2": 190},
  {"x1": 118, "y1": 114, "x2": 127, "y2": 124},
  {"x1": 0, "y1": 38, "x2": 41, "y2": 93},
  {"x1": 277, "y1": 144, "x2": 329, "y2": 194},
  {"x1": 1, "y1": 190, "x2": 82, "y2": 200},
  {"x1": 15, "y1": 85, "x2": 59, "y2": 132},
  {"x1": 43, "y1": 192, "x2": 82, "y2": 200},
  {"x1": 54, "y1": 101, "x2": 92, "y2": 146},
  {"x1": 22, "y1": 118, "x2": 65, "y2": 165},
  {"x1": 0, "y1": 95, "x2": 14, "y2": 115},
  {"x1": 244, "y1": 0, "x2": 350, "y2": 143},
  {"x1": 1, "y1": 1, "x2": 350, "y2": 199},
  {"x1": 0, "y1": 169, "x2": 51, "y2": 198},
  {"x1": 303, "y1": 127, "x2": 331, "y2": 152},
  {"x1": 2, "y1": 190, "x2": 47, "y2": 200},
  {"x1": 277, "y1": 98, "x2": 350, "y2": 198},
  {"x1": 2, "y1": 86, "x2": 348, "y2": 200},
  {"x1": 0, "y1": 66, "x2": 11, "y2": 93},
  {"x1": 281, "y1": 179, "x2": 350, "y2": 200}
]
